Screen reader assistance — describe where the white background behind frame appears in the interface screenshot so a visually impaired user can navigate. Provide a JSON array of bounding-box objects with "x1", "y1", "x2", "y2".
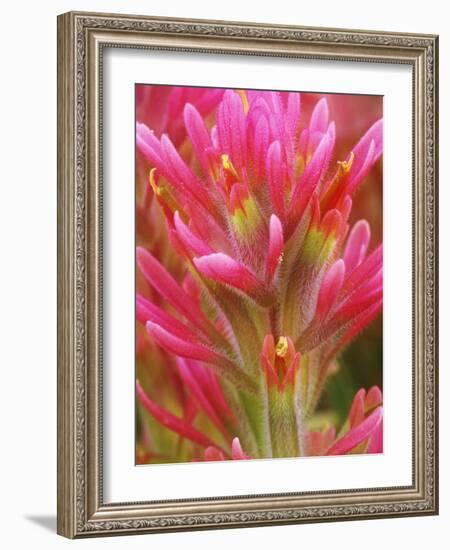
[
  {"x1": 103, "y1": 47, "x2": 412, "y2": 503},
  {"x1": 2, "y1": 1, "x2": 447, "y2": 549}
]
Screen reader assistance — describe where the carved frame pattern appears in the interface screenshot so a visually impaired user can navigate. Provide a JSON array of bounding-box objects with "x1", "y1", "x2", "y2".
[{"x1": 57, "y1": 11, "x2": 438, "y2": 538}]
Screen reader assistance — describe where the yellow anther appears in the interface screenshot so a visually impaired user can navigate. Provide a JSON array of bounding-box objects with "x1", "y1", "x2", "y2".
[
  {"x1": 237, "y1": 90, "x2": 249, "y2": 114},
  {"x1": 221, "y1": 154, "x2": 239, "y2": 178},
  {"x1": 148, "y1": 167, "x2": 160, "y2": 195},
  {"x1": 221, "y1": 154, "x2": 231, "y2": 170},
  {"x1": 337, "y1": 151, "x2": 355, "y2": 174},
  {"x1": 148, "y1": 167, "x2": 180, "y2": 213},
  {"x1": 275, "y1": 336, "x2": 289, "y2": 358}
]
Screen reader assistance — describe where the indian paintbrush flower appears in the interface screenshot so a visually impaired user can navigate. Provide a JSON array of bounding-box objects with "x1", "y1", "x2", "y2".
[{"x1": 136, "y1": 87, "x2": 383, "y2": 462}]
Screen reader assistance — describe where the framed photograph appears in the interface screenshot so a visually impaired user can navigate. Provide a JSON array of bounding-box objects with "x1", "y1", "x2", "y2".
[{"x1": 57, "y1": 11, "x2": 439, "y2": 538}]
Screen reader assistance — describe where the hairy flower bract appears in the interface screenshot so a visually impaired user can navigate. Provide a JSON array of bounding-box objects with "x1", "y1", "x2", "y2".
[{"x1": 135, "y1": 86, "x2": 383, "y2": 463}]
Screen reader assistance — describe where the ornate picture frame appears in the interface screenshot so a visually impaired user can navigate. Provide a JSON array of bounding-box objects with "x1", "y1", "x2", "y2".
[{"x1": 57, "y1": 11, "x2": 438, "y2": 538}]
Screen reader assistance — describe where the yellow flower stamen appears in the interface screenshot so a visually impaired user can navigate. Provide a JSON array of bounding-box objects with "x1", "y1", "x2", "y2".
[
  {"x1": 148, "y1": 167, "x2": 179, "y2": 214},
  {"x1": 221, "y1": 153, "x2": 239, "y2": 180},
  {"x1": 237, "y1": 90, "x2": 249, "y2": 114},
  {"x1": 148, "y1": 167, "x2": 160, "y2": 195},
  {"x1": 337, "y1": 151, "x2": 355, "y2": 174},
  {"x1": 275, "y1": 336, "x2": 289, "y2": 358}
]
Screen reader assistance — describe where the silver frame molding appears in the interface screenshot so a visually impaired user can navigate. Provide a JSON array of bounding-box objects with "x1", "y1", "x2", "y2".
[{"x1": 57, "y1": 11, "x2": 439, "y2": 538}]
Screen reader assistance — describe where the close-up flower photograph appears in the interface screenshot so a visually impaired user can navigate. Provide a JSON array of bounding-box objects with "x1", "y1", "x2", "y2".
[{"x1": 135, "y1": 86, "x2": 383, "y2": 465}]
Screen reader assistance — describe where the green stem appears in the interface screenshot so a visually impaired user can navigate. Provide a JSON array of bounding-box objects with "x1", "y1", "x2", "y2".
[
  {"x1": 268, "y1": 388, "x2": 300, "y2": 458},
  {"x1": 240, "y1": 387, "x2": 273, "y2": 458}
]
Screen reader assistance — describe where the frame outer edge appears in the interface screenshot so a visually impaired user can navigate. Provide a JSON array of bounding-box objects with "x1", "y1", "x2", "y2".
[
  {"x1": 430, "y1": 34, "x2": 439, "y2": 515},
  {"x1": 57, "y1": 12, "x2": 77, "y2": 539},
  {"x1": 435, "y1": 35, "x2": 439, "y2": 516},
  {"x1": 56, "y1": 10, "x2": 439, "y2": 537}
]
